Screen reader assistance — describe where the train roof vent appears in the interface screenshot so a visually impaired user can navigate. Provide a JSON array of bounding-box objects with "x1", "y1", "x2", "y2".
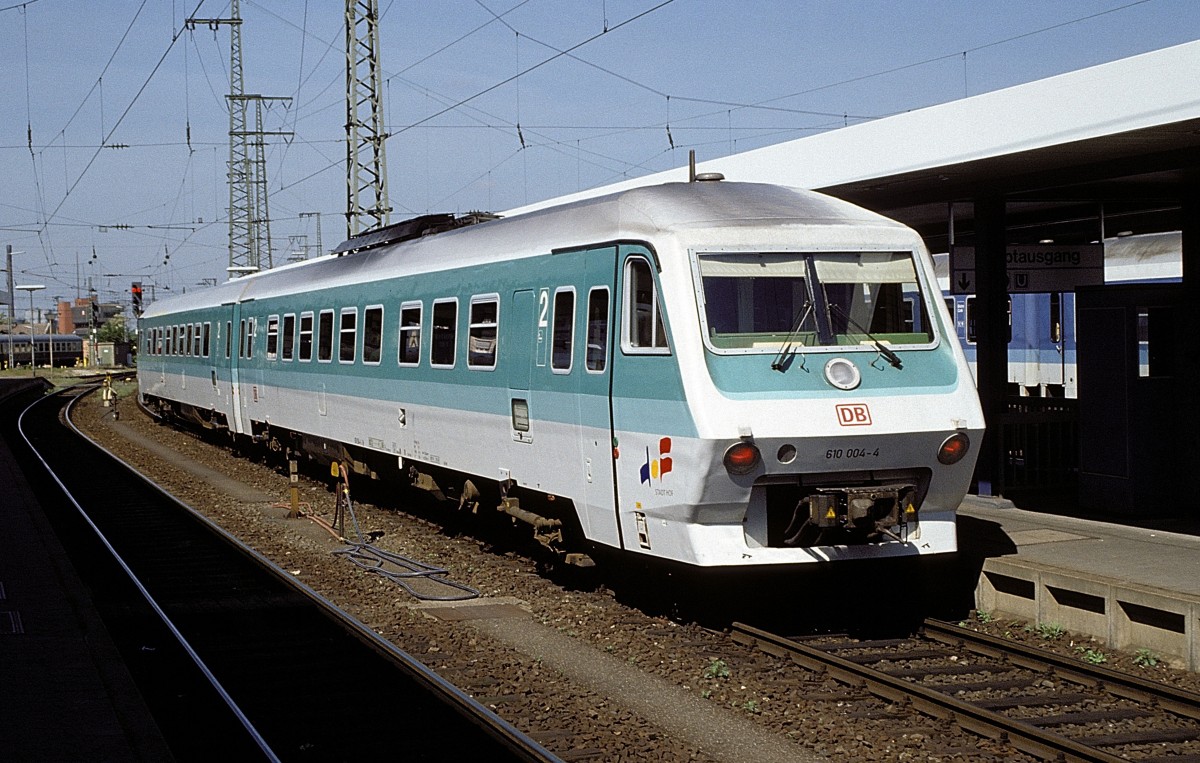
[{"x1": 332, "y1": 211, "x2": 502, "y2": 256}]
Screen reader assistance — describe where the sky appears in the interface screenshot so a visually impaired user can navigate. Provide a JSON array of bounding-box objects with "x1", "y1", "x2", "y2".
[{"x1": 1, "y1": 0, "x2": 1198, "y2": 317}]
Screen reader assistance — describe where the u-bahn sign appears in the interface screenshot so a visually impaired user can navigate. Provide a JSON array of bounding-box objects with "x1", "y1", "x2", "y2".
[{"x1": 949, "y1": 244, "x2": 1104, "y2": 294}]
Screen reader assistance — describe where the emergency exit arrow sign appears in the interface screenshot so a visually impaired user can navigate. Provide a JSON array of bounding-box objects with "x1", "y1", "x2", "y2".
[{"x1": 949, "y1": 244, "x2": 1103, "y2": 294}]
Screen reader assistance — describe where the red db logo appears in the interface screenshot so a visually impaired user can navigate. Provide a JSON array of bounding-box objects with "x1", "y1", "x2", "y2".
[{"x1": 836, "y1": 403, "x2": 872, "y2": 426}]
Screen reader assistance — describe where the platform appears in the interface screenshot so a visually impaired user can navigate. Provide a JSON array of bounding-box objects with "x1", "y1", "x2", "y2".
[
  {"x1": 957, "y1": 494, "x2": 1200, "y2": 671},
  {"x1": 0, "y1": 379, "x2": 173, "y2": 761}
]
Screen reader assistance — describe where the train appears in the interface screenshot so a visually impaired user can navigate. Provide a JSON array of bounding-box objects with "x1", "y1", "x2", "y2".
[
  {"x1": 137, "y1": 178, "x2": 984, "y2": 568},
  {"x1": 1, "y1": 333, "x2": 85, "y2": 369},
  {"x1": 936, "y1": 231, "x2": 1180, "y2": 397}
]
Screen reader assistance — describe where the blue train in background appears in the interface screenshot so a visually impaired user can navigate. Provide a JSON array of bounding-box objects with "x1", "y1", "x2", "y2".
[
  {"x1": 138, "y1": 179, "x2": 984, "y2": 569},
  {"x1": 935, "y1": 231, "x2": 1180, "y2": 398},
  {"x1": 1, "y1": 333, "x2": 84, "y2": 369}
]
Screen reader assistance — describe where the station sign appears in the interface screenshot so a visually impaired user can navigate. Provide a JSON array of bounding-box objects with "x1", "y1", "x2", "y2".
[{"x1": 949, "y1": 244, "x2": 1104, "y2": 294}]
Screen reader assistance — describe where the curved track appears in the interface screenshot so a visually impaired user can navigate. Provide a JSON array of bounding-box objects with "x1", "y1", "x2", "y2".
[
  {"x1": 15, "y1": 386, "x2": 559, "y2": 762},
  {"x1": 732, "y1": 619, "x2": 1200, "y2": 762}
]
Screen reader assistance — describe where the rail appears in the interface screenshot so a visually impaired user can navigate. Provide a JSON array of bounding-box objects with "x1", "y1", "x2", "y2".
[
  {"x1": 732, "y1": 618, "x2": 1200, "y2": 762},
  {"x1": 17, "y1": 386, "x2": 560, "y2": 762}
]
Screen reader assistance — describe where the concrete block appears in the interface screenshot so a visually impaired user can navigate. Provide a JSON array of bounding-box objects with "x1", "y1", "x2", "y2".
[
  {"x1": 977, "y1": 559, "x2": 1038, "y2": 621},
  {"x1": 1037, "y1": 567, "x2": 1113, "y2": 647},
  {"x1": 1112, "y1": 583, "x2": 1197, "y2": 670},
  {"x1": 973, "y1": 556, "x2": 1200, "y2": 671}
]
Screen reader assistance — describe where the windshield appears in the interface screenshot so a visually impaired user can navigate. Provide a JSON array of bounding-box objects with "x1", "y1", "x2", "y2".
[{"x1": 697, "y1": 251, "x2": 934, "y2": 351}]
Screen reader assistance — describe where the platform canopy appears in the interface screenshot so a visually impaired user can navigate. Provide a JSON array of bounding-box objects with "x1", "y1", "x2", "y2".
[{"x1": 507, "y1": 40, "x2": 1200, "y2": 249}]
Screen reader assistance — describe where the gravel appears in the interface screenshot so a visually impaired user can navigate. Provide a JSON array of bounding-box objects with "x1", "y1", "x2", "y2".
[{"x1": 73, "y1": 380, "x2": 1200, "y2": 762}]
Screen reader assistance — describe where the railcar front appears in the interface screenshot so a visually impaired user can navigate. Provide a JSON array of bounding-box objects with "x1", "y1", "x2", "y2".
[{"x1": 607, "y1": 184, "x2": 985, "y2": 567}]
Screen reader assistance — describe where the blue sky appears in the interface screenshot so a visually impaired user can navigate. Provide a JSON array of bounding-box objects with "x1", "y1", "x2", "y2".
[{"x1": 1, "y1": 0, "x2": 1197, "y2": 312}]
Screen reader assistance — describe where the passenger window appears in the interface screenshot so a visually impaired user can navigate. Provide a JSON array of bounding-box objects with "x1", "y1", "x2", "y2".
[
  {"x1": 299, "y1": 312, "x2": 314, "y2": 361},
  {"x1": 202, "y1": 322, "x2": 211, "y2": 357},
  {"x1": 225, "y1": 321, "x2": 232, "y2": 359},
  {"x1": 398, "y1": 302, "x2": 422, "y2": 366},
  {"x1": 430, "y1": 299, "x2": 457, "y2": 367},
  {"x1": 1007, "y1": 296, "x2": 1012, "y2": 343},
  {"x1": 186, "y1": 324, "x2": 194, "y2": 356},
  {"x1": 362, "y1": 306, "x2": 383, "y2": 364},
  {"x1": 586, "y1": 287, "x2": 609, "y2": 372},
  {"x1": 623, "y1": 258, "x2": 669, "y2": 352},
  {"x1": 193, "y1": 322, "x2": 202, "y2": 356},
  {"x1": 1138, "y1": 306, "x2": 1175, "y2": 378},
  {"x1": 551, "y1": 288, "x2": 575, "y2": 372},
  {"x1": 247, "y1": 317, "x2": 256, "y2": 359},
  {"x1": 266, "y1": 315, "x2": 280, "y2": 360},
  {"x1": 965, "y1": 296, "x2": 1011, "y2": 344},
  {"x1": 339, "y1": 308, "x2": 357, "y2": 363},
  {"x1": 317, "y1": 310, "x2": 334, "y2": 362},
  {"x1": 239, "y1": 320, "x2": 247, "y2": 357},
  {"x1": 1049, "y1": 292, "x2": 1062, "y2": 343},
  {"x1": 281, "y1": 314, "x2": 295, "y2": 361},
  {"x1": 468, "y1": 296, "x2": 499, "y2": 370}
]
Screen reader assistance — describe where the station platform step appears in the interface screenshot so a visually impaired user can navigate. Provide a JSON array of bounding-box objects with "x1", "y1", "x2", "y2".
[{"x1": 957, "y1": 494, "x2": 1200, "y2": 671}]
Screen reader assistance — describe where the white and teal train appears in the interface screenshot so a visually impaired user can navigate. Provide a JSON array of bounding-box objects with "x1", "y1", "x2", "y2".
[{"x1": 138, "y1": 178, "x2": 983, "y2": 568}]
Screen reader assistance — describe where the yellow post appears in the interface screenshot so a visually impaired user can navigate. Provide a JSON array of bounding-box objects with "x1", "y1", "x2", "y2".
[{"x1": 288, "y1": 459, "x2": 300, "y2": 518}]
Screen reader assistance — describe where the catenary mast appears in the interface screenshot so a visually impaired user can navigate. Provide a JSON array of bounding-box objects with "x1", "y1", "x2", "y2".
[{"x1": 345, "y1": 0, "x2": 391, "y2": 239}]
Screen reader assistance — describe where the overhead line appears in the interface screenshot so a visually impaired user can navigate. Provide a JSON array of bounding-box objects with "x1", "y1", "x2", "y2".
[
  {"x1": 0, "y1": 0, "x2": 41, "y2": 12},
  {"x1": 50, "y1": 0, "x2": 150, "y2": 143},
  {"x1": 389, "y1": 0, "x2": 676, "y2": 139},
  {"x1": 41, "y1": 1, "x2": 209, "y2": 235},
  {"x1": 274, "y1": 1, "x2": 676, "y2": 197}
]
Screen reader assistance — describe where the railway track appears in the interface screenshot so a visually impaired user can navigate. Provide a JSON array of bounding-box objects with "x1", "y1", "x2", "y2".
[
  {"x1": 732, "y1": 618, "x2": 1200, "y2": 762},
  {"x1": 14, "y1": 385, "x2": 560, "y2": 762}
]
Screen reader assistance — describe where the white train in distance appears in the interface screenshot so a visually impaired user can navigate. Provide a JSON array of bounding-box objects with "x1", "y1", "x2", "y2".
[{"x1": 936, "y1": 231, "x2": 1181, "y2": 398}]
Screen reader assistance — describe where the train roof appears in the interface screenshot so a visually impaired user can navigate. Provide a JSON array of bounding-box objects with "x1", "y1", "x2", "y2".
[{"x1": 143, "y1": 181, "x2": 913, "y2": 317}]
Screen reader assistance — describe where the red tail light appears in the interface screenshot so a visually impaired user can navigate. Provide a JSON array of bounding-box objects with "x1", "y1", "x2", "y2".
[
  {"x1": 937, "y1": 432, "x2": 970, "y2": 465},
  {"x1": 723, "y1": 441, "x2": 761, "y2": 475}
]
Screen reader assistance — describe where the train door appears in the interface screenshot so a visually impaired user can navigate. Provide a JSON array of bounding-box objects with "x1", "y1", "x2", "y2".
[
  {"x1": 507, "y1": 289, "x2": 535, "y2": 446},
  {"x1": 608, "y1": 246, "x2": 686, "y2": 553},
  {"x1": 574, "y1": 248, "x2": 619, "y2": 546},
  {"x1": 228, "y1": 302, "x2": 246, "y2": 435},
  {"x1": 1045, "y1": 291, "x2": 1069, "y2": 393}
]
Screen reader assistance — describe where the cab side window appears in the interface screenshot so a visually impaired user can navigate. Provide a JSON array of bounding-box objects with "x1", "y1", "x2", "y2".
[{"x1": 623, "y1": 258, "x2": 669, "y2": 353}]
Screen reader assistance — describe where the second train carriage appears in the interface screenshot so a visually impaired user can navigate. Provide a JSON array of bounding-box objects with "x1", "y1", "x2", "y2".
[{"x1": 138, "y1": 179, "x2": 984, "y2": 567}]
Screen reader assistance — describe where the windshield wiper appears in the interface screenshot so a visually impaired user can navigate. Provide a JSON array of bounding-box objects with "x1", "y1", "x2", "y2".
[
  {"x1": 827, "y1": 303, "x2": 903, "y2": 370},
  {"x1": 771, "y1": 301, "x2": 814, "y2": 372}
]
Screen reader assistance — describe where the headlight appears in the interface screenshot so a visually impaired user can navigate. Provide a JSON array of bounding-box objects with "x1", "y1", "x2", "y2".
[
  {"x1": 937, "y1": 432, "x2": 970, "y2": 465},
  {"x1": 824, "y1": 357, "x2": 861, "y2": 390}
]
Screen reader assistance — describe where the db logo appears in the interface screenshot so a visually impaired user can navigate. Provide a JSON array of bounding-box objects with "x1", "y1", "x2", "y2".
[{"x1": 836, "y1": 403, "x2": 872, "y2": 426}]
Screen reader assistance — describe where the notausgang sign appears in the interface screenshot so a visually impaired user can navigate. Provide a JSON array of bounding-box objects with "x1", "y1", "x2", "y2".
[{"x1": 949, "y1": 244, "x2": 1104, "y2": 294}]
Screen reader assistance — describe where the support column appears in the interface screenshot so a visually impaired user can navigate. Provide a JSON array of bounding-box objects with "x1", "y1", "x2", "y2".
[{"x1": 973, "y1": 197, "x2": 1009, "y2": 496}]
